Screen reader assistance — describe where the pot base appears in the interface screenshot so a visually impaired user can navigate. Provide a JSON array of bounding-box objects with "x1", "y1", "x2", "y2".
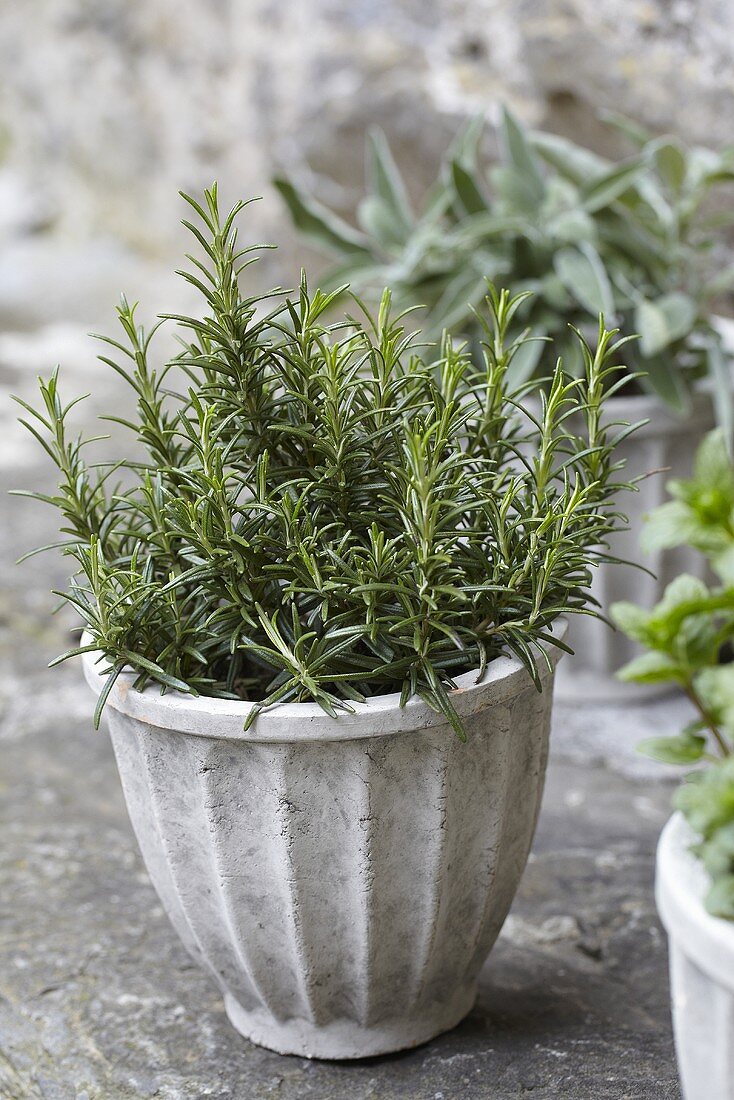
[{"x1": 223, "y1": 985, "x2": 477, "y2": 1060}]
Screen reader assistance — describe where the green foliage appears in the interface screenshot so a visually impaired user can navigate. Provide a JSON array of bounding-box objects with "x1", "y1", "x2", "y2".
[
  {"x1": 613, "y1": 429, "x2": 734, "y2": 915},
  {"x1": 642, "y1": 428, "x2": 734, "y2": 579},
  {"x1": 274, "y1": 109, "x2": 734, "y2": 427},
  {"x1": 675, "y1": 757, "x2": 734, "y2": 918},
  {"x1": 16, "y1": 187, "x2": 634, "y2": 739}
]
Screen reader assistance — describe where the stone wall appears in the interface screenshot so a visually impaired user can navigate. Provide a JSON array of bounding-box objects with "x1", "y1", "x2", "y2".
[{"x1": 0, "y1": 0, "x2": 732, "y2": 323}]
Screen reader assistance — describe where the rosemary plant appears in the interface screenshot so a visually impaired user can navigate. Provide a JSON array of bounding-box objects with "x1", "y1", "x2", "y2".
[
  {"x1": 17, "y1": 186, "x2": 635, "y2": 738},
  {"x1": 275, "y1": 110, "x2": 734, "y2": 432}
]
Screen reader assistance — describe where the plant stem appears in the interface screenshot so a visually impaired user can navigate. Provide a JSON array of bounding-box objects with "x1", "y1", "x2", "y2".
[{"x1": 684, "y1": 681, "x2": 732, "y2": 758}]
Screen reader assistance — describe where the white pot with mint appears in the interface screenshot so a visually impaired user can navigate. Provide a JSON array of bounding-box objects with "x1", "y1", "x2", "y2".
[
  {"x1": 657, "y1": 814, "x2": 734, "y2": 1100},
  {"x1": 613, "y1": 450, "x2": 734, "y2": 1098}
]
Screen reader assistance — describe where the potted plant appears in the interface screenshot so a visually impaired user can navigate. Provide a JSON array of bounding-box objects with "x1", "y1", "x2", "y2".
[
  {"x1": 17, "y1": 186, "x2": 634, "y2": 1059},
  {"x1": 612, "y1": 429, "x2": 734, "y2": 1099},
  {"x1": 276, "y1": 110, "x2": 734, "y2": 699}
]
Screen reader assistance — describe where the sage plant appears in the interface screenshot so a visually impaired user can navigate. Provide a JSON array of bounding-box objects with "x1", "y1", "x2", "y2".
[{"x1": 276, "y1": 110, "x2": 734, "y2": 432}]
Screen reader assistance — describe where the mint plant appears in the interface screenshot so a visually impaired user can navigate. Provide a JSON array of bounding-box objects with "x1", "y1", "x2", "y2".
[
  {"x1": 275, "y1": 110, "x2": 734, "y2": 431},
  {"x1": 612, "y1": 429, "x2": 734, "y2": 916},
  {"x1": 16, "y1": 186, "x2": 635, "y2": 738}
]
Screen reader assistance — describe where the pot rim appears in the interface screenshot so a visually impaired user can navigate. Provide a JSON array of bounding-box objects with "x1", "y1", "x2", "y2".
[
  {"x1": 80, "y1": 619, "x2": 567, "y2": 742},
  {"x1": 656, "y1": 812, "x2": 734, "y2": 989}
]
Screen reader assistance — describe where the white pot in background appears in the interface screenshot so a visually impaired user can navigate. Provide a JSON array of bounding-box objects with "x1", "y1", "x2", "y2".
[
  {"x1": 82, "y1": 626, "x2": 565, "y2": 1059},
  {"x1": 556, "y1": 386, "x2": 714, "y2": 703},
  {"x1": 656, "y1": 813, "x2": 734, "y2": 1100}
]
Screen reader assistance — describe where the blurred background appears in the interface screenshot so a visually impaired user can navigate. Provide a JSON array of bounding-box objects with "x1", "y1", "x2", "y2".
[
  {"x1": 2, "y1": 0, "x2": 732, "y2": 463},
  {"x1": 2, "y1": 0, "x2": 733, "y2": 321}
]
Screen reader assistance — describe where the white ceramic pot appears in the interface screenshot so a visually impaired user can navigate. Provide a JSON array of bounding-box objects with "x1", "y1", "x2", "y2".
[
  {"x1": 555, "y1": 386, "x2": 714, "y2": 703},
  {"x1": 82, "y1": 627, "x2": 565, "y2": 1059},
  {"x1": 657, "y1": 813, "x2": 734, "y2": 1100}
]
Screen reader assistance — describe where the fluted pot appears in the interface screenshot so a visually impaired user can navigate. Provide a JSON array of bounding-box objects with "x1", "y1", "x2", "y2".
[
  {"x1": 555, "y1": 386, "x2": 714, "y2": 703},
  {"x1": 656, "y1": 814, "x2": 734, "y2": 1100},
  {"x1": 82, "y1": 626, "x2": 565, "y2": 1059}
]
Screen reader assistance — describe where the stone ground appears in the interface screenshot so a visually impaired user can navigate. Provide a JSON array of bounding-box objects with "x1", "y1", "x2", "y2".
[{"x1": 0, "y1": 325, "x2": 683, "y2": 1099}]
